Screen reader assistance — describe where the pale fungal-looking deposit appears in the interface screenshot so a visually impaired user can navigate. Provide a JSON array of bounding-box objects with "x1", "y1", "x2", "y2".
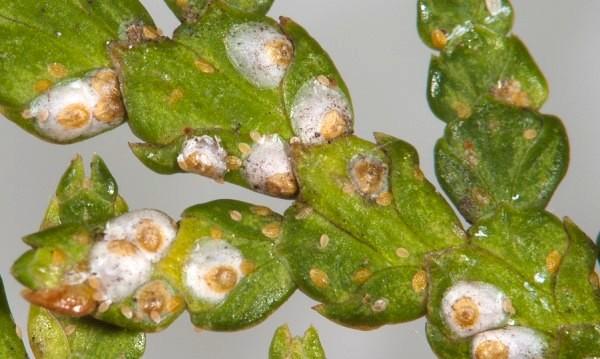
[
  {"x1": 23, "y1": 69, "x2": 125, "y2": 142},
  {"x1": 225, "y1": 22, "x2": 294, "y2": 88},
  {"x1": 471, "y1": 326, "x2": 546, "y2": 359},
  {"x1": 89, "y1": 240, "x2": 153, "y2": 303},
  {"x1": 348, "y1": 154, "x2": 389, "y2": 200},
  {"x1": 103, "y1": 209, "x2": 178, "y2": 263},
  {"x1": 184, "y1": 240, "x2": 245, "y2": 303},
  {"x1": 441, "y1": 281, "x2": 510, "y2": 338},
  {"x1": 242, "y1": 134, "x2": 297, "y2": 197},
  {"x1": 177, "y1": 135, "x2": 228, "y2": 181},
  {"x1": 290, "y1": 76, "x2": 353, "y2": 144}
]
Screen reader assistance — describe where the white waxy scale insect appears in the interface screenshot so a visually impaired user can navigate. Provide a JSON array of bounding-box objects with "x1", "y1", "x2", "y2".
[
  {"x1": 290, "y1": 77, "x2": 353, "y2": 144},
  {"x1": 177, "y1": 135, "x2": 228, "y2": 180},
  {"x1": 225, "y1": 22, "x2": 293, "y2": 89},
  {"x1": 184, "y1": 240, "x2": 245, "y2": 303},
  {"x1": 471, "y1": 326, "x2": 546, "y2": 359},
  {"x1": 242, "y1": 134, "x2": 296, "y2": 197},
  {"x1": 441, "y1": 281, "x2": 511, "y2": 338},
  {"x1": 103, "y1": 209, "x2": 178, "y2": 263},
  {"x1": 25, "y1": 68, "x2": 125, "y2": 142}
]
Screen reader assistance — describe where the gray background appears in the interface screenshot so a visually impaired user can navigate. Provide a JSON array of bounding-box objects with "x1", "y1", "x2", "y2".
[{"x1": 1, "y1": 0, "x2": 600, "y2": 357}]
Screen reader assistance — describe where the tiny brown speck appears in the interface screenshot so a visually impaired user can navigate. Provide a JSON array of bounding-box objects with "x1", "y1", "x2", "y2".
[
  {"x1": 250, "y1": 206, "x2": 271, "y2": 216},
  {"x1": 210, "y1": 226, "x2": 223, "y2": 240},
  {"x1": 34, "y1": 79, "x2": 52, "y2": 93},
  {"x1": 546, "y1": 250, "x2": 561, "y2": 274},
  {"x1": 48, "y1": 63, "x2": 68, "y2": 79},
  {"x1": 238, "y1": 143, "x2": 251, "y2": 156},
  {"x1": 431, "y1": 29, "x2": 448, "y2": 49},
  {"x1": 376, "y1": 192, "x2": 393, "y2": 206},
  {"x1": 194, "y1": 58, "x2": 216, "y2": 74},
  {"x1": 226, "y1": 156, "x2": 242, "y2": 171},
  {"x1": 523, "y1": 128, "x2": 538, "y2": 140}
]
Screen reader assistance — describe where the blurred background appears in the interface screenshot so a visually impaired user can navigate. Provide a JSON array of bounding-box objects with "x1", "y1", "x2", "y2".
[{"x1": 1, "y1": 1, "x2": 599, "y2": 357}]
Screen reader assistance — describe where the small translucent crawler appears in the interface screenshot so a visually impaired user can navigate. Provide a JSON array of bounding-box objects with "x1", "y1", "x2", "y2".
[
  {"x1": 184, "y1": 240, "x2": 245, "y2": 303},
  {"x1": 24, "y1": 68, "x2": 125, "y2": 142},
  {"x1": 242, "y1": 134, "x2": 298, "y2": 198},
  {"x1": 225, "y1": 22, "x2": 294, "y2": 88},
  {"x1": 348, "y1": 154, "x2": 389, "y2": 200},
  {"x1": 89, "y1": 240, "x2": 153, "y2": 303},
  {"x1": 471, "y1": 326, "x2": 546, "y2": 359},
  {"x1": 177, "y1": 135, "x2": 228, "y2": 181},
  {"x1": 104, "y1": 209, "x2": 178, "y2": 263},
  {"x1": 290, "y1": 76, "x2": 354, "y2": 144},
  {"x1": 441, "y1": 281, "x2": 510, "y2": 338},
  {"x1": 485, "y1": 0, "x2": 503, "y2": 16}
]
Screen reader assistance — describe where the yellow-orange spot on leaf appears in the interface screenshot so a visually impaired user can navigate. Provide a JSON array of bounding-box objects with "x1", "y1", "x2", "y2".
[
  {"x1": 23, "y1": 285, "x2": 96, "y2": 317},
  {"x1": 431, "y1": 29, "x2": 448, "y2": 49},
  {"x1": 34, "y1": 79, "x2": 52, "y2": 93},
  {"x1": 226, "y1": 155, "x2": 242, "y2": 171},
  {"x1": 546, "y1": 250, "x2": 561, "y2": 274},
  {"x1": 376, "y1": 192, "x2": 393, "y2": 206},
  {"x1": 48, "y1": 63, "x2": 68, "y2": 79},
  {"x1": 238, "y1": 143, "x2": 251, "y2": 156},
  {"x1": 168, "y1": 88, "x2": 184, "y2": 106},
  {"x1": 194, "y1": 58, "x2": 216, "y2": 74},
  {"x1": 241, "y1": 260, "x2": 256, "y2": 275},
  {"x1": 250, "y1": 206, "x2": 271, "y2": 216},
  {"x1": 319, "y1": 234, "x2": 330, "y2": 249},
  {"x1": 523, "y1": 128, "x2": 538, "y2": 140},
  {"x1": 51, "y1": 249, "x2": 67, "y2": 265},
  {"x1": 452, "y1": 101, "x2": 472, "y2": 120},
  {"x1": 412, "y1": 270, "x2": 428, "y2": 294},
  {"x1": 262, "y1": 222, "x2": 282, "y2": 239},
  {"x1": 120, "y1": 305, "x2": 134, "y2": 319},
  {"x1": 352, "y1": 268, "x2": 372, "y2": 285},
  {"x1": 309, "y1": 268, "x2": 329, "y2": 289},
  {"x1": 210, "y1": 226, "x2": 223, "y2": 240}
]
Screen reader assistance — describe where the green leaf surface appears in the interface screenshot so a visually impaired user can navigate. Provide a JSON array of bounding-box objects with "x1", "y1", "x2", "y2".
[
  {"x1": 29, "y1": 306, "x2": 145, "y2": 359},
  {"x1": 0, "y1": 0, "x2": 153, "y2": 142},
  {"x1": 426, "y1": 245, "x2": 562, "y2": 337},
  {"x1": 468, "y1": 209, "x2": 568, "y2": 292},
  {"x1": 425, "y1": 322, "x2": 469, "y2": 359},
  {"x1": 0, "y1": 277, "x2": 27, "y2": 359},
  {"x1": 269, "y1": 325, "x2": 326, "y2": 359},
  {"x1": 116, "y1": 2, "x2": 292, "y2": 146},
  {"x1": 555, "y1": 219, "x2": 600, "y2": 324},
  {"x1": 164, "y1": 0, "x2": 273, "y2": 23},
  {"x1": 283, "y1": 135, "x2": 465, "y2": 327},
  {"x1": 556, "y1": 324, "x2": 600, "y2": 358},
  {"x1": 417, "y1": 0, "x2": 513, "y2": 49},
  {"x1": 435, "y1": 104, "x2": 568, "y2": 223},
  {"x1": 157, "y1": 200, "x2": 295, "y2": 330},
  {"x1": 428, "y1": 28, "x2": 547, "y2": 123}
]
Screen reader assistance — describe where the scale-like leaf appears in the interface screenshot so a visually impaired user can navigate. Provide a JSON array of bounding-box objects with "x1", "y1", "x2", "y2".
[
  {"x1": 164, "y1": 0, "x2": 274, "y2": 23},
  {"x1": 0, "y1": 0, "x2": 155, "y2": 143},
  {"x1": 0, "y1": 277, "x2": 27, "y2": 359},
  {"x1": 417, "y1": 0, "x2": 513, "y2": 50},
  {"x1": 279, "y1": 134, "x2": 464, "y2": 328},
  {"x1": 435, "y1": 104, "x2": 568, "y2": 223},
  {"x1": 428, "y1": 28, "x2": 547, "y2": 123},
  {"x1": 157, "y1": 200, "x2": 295, "y2": 330},
  {"x1": 269, "y1": 325, "x2": 326, "y2": 359}
]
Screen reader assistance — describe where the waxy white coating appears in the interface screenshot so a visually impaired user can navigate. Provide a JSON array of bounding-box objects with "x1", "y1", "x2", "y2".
[
  {"x1": 184, "y1": 240, "x2": 245, "y2": 303},
  {"x1": 290, "y1": 77, "x2": 353, "y2": 144},
  {"x1": 177, "y1": 135, "x2": 228, "y2": 179},
  {"x1": 471, "y1": 326, "x2": 546, "y2": 358},
  {"x1": 225, "y1": 22, "x2": 292, "y2": 88},
  {"x1": 242, "y1": 134, "x2": 294, "y2": 193},
  {"x1": 442, "y1": 281, "x2": 510, "y2": 338}
]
